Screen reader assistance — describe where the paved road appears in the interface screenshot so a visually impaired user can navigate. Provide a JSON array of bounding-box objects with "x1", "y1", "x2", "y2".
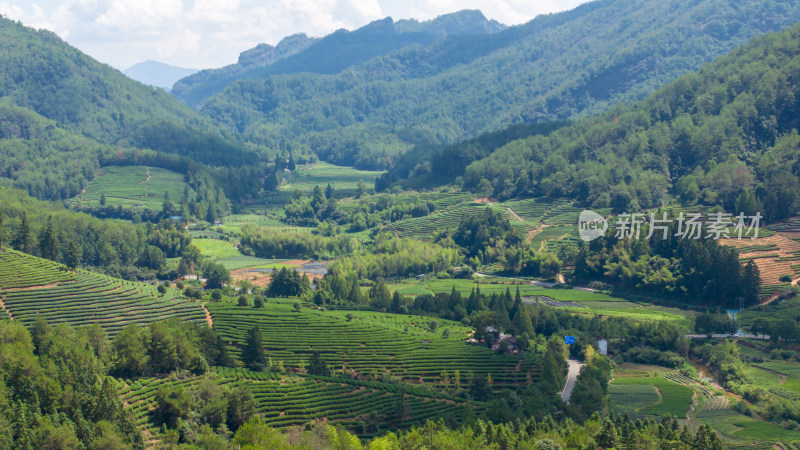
[{"x1": 561, "y1": 359, "x2": 584, "y2": 404}]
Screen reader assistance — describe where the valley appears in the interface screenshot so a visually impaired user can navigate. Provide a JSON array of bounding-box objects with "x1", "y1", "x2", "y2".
[{"x1": 2, "y1": 0, "x2": 800, "y2": 448}]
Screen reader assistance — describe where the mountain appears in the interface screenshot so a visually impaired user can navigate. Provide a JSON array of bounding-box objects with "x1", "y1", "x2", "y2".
[
  {"x1": 171, "y1": 10, "x2": 505, "y2": 108},
  {"x1": 444, "y1": 21, "x2": 800, "y2": 222},
  {"x1": 0, "y1": 17, "x2": 268, "y2": 215},
  {"x1": 198, "y1": 0, "x2": 800, "y2": 169},
  {"x1": 123, "y1": 60, "x2": 198, "y2": 89},
  {"x1": 0, "y1": 17, "x2": 260, "y2": 168},
  {"x1": 172, "y1": 33, "x2": 317, "y2": 108}
]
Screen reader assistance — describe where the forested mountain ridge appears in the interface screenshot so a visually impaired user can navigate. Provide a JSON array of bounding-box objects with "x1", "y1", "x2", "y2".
[
  {"x1": 0, "y1": 17, "x2": 258, "y2": 167},
  {"x1": 199, "y1": 0, "x2": 800, "y2": 169},
  {"x1": 172, "y1": 10, "x2": 505, "y2": 108},
  {"x1": 450, "y1": 20, "x2": 800, "y2": 221}
]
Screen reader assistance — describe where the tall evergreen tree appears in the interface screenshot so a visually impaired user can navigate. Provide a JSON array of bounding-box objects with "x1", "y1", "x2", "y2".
[
  {"x1": 242, "y1": 325, "x2": 265, "y2": 371},
  {"x1": 348, "y1": 276, "x2": 363, "y2": 304},
  {"x1": 39, "y1": 216, "x2": 59, "y2": 261},
  {"x1": 0, "y1": 208, "x2": 6, "y2": 249},
  {"x1": 369, "y1": 278, "x2": 391, "y2": 310},
  {"x1": 307, "y1": 352, "x2": 331, "y2": 376},
  {"x1": 64, "y1": 241, "x2": 81, "y2": 270},
  {"x1": 13, "y1": 211, "x2": 33, "y2": 253}
]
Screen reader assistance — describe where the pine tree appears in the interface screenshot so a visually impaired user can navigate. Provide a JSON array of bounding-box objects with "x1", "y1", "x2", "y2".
[
  {"x1": 64, "y1": 241, "x2": 80, "y2": 270},
  {"x1": 597, "y1": 418, "x2": 619, "y2": 449},
  {"x1": 242, "y1": 325, "x2": 265, "y2": 370},
  {"x1": 513, "y1": 305, "x2": 534, "y2": 336},
  {"x1": 100, "y1": 192, "x2": 106, "y2": 206},
  {"x1": 307, "y1": 352, "x2": 331, "y2": 376},
  {"x1": 369, "y1": 278, "x2": 391, "y2": 310},
  {"x1": 511, "y1": 286, "x2": 523, "y2": 320},
  {"x1": 14, "y1": 211, "x2": 33, "y2": 254},
  {"x1": 348, "y1": 277, "x2": 363, "y2": 304},
  {"x1": 0, "y1": 208, "x2": 6, "y2": 249},
  {"x1": 325, "y1": 183, "x2": 334, "y2": 199},
  {"x1": 39, "y1": 216, "x2": 59, "y2": 261}
]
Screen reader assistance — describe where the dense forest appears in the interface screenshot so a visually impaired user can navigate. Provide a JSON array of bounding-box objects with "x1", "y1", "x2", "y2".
[
  {"x1": 0, "y1": 187, "x2": 210, "y2": 280},
  {"x1": 449, "y1": 22, "x2": 800, "y2": 221},
  {"x1": 0, "y1": 17, "x2": 254, "y2": 159},
  {"x1": 0, "y1": 17, "x2": 269, "y2": 215},
  {"x1": 199, "y1": 0, "x2": 800, "y2": 169}
]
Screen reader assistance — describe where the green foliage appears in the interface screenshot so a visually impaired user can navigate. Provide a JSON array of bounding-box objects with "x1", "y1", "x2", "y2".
[
  {"x1": 464, "y1": 22, "x2": 800, "y2": 214},
  {"x1": 242, "y1": 325, "x2": 266, "y2": 371},
  {"x1": 0, "y1": 320, "x2": 143, "y2": 448},
  {"x1": 574, "y1": 220, "x2": 761, "y2": 308},
  {"x1": 330, "y1": 235, "x2": 461, "y2": 280},
  {"x1": 307, "y1": 351, "x2": 332, "y2": 376},
  {"x1": 267, "y1": 267, "x2": 310, "y2": 297},
  {"x1": 110, "y1": 319, "x2": 228, "y2": 377},
  {"x1": 241, "y1": 225, "x2": 358, "y2": 260}
]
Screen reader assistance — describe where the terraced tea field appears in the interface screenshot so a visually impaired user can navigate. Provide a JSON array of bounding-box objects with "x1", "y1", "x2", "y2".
[
  {"x1": 70, "y1": 165, "x2": 189, "y2": 211},
  {"x1": 209, "y1": 302, "x2": 538, "y2": 387},
  {"x1": 721, "y1": 234, "x2": 800, "y2": 289},
  {"x1": 117, "y1": 368, "x2": 476, "y2": 438},
  {"x1": 0, "y1": 250, "x2": 205, "y2": 335},
  {"x1": 388, "y1": 197, "x2": 584, "y2": 244},
  {"x1": 609, "y1": 375, "x2": 694, "y2": 417}
]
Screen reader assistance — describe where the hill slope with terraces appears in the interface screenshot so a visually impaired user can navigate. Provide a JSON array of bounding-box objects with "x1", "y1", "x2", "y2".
[
  {"x1": 723, "y1": 219, "x2": 800, "y2": 299},
  {"x1": 0, "y1": 249, "x2": 206, "y2": 334}
]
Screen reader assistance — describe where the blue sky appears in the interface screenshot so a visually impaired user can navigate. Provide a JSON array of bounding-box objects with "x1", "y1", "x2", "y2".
[{"x1": 0, "y1": 0, "x2": 590, "y2": 70}]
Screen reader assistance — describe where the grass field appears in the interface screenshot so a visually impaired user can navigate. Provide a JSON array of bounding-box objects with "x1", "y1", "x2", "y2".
[
  {"x1": 208, "y1": 301, "x2": 538, "y2": 387},
  {"x1": 280, "y1": 162, "x2": 384, "y2": 195},
  {"x1": 70, "y1": 165, "x2": 189, "y2": 211},
  {"x1": 192, "y1": 238, "x2": 289, "y2": 271},
  {"x1": 0, "y1": 249, "x2": 205, "y2": 335}
]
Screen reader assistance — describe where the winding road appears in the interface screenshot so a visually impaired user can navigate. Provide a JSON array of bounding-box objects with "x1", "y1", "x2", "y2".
[{"x1": 561, "y1": 358, "x2": 584, "y2": 404}]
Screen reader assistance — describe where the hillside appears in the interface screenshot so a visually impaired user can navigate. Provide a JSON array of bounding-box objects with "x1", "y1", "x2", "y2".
[
  {"x1": 199, "y1": 0, "x2": 800, "y2": 169},
  {"x1": 457, "y1": 20, "x2": 800, "y2": 219},
  {"x1": 0, "y1": 249, "x2": 206, "y2": 335},
  {"x1": 172, "y1": 10, "x2": 505, "y2": 108},
  {"x1": 0, "y1": 17, "x2": 257, "y2": 167}
]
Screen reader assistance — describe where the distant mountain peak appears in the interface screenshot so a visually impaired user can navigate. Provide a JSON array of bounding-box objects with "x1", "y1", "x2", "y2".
[
  {"x1": 123, "y1": 60, "x2": 198, "y2": 90},
  {"x1": 395, "y1": 9, "x2": 506, "y2": 35},
  {"x1": 171, "y1": 9, "x2": 506, "y2": 108},
  {"x1": 237, "y1": 34, "x2": 316, "y2": 68}
]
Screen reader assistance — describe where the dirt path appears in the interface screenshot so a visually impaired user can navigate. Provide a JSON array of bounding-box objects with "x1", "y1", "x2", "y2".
[
  {"x1": 202, "y1": 304, "x2": 213, "y2": 328},
  {"x1": 525, "y1": 224, "x2": 546, "y2": 244},
  {"x1": 139, "y1": 167, "x2": 151, "y2": 184},
  {"x1": 78, "y1": 170, "x2": 101, "y2": 201},
  {"x1": 1, "y1": 282, "x2": 62, "y2": 292},
  {"x1": 0, "y1": 296, "x2": 13, "y2": 320},
  {"x1": 506, "y1": 207, "x2": 524, "y2": 222}
]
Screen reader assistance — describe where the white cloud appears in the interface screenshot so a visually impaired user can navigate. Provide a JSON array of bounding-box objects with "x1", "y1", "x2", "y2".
[{"x1": 0, "y1": 0, "x2": 591, "y2": 70}]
